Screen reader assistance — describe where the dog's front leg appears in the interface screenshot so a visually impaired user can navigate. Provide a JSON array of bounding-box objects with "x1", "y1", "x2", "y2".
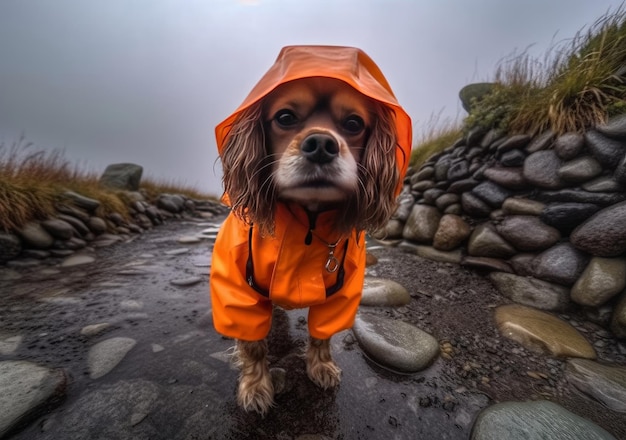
[
  {"x1": 235, "y1": 339, "x2": 274, "y2": 415},
  {"x1": 305, "y1": 337, "x2": 342, "y2": 389}
]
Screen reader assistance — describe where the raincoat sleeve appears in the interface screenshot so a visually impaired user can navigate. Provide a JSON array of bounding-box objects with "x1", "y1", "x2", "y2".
[{"x1": 210, "y1": 214, "x2": 273, "y2": 341}]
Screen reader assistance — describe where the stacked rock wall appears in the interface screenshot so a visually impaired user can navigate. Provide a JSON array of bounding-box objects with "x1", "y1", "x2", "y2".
[{"x1": 378, "y1": 115, "x2": 626, "y2": 339}]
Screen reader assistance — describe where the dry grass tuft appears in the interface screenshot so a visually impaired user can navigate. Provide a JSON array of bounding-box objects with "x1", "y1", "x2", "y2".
[{"x1": 410, "y1": 112, "x2": 464, "y2": 170}]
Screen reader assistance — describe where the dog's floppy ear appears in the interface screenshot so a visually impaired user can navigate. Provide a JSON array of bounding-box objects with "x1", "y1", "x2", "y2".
[
  {"x1": 354, "y1": 103, "x2": 400, "y2": 232},
  {"x1": 220, "y1": 102, "x2": 277, "y2": 234}
]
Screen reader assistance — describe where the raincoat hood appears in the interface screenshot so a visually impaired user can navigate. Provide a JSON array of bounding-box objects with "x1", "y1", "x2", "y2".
[{"x1": 215, "y1": 45, "x2": 412, "y2": 187}]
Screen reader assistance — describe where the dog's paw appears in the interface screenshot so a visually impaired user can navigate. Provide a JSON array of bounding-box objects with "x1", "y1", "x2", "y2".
[
  {"x1": 307, "y1": 360, "x2": 342, "y2": 389},
  {"x1": 237, "y1": 373, "x2": 275, "y2": 416}
]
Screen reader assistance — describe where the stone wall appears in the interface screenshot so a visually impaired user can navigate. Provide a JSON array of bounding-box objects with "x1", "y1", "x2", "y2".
[
  {"x1": 377, "y1": 114, "x2": 626, "y2": 339},
  {"x1": 0, "y1": 189, "x2": 227, "y2": 266}
]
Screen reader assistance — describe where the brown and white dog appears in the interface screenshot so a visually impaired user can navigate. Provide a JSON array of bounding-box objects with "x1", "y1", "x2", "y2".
[{"x1": 210, "y1": 46, "x2": 411, "y2": 415}]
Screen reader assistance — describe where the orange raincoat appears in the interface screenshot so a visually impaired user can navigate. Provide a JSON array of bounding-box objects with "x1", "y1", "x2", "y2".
[{"x1": 210, "y1": 46, "x2": 412, "y2": 341}]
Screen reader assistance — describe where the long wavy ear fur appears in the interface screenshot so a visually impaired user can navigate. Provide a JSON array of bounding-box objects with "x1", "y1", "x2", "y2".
[
  {"x1": 335, "y1": 103, "x2": 400, "y2": 233},
  {"x1": 220, "y1": 102, "x2": 277, "y2": 234}
]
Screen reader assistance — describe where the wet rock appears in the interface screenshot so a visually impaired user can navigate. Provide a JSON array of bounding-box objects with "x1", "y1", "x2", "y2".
[
  {"x1": 0, "y1": 232, "x2": 22, "y2": 263},
  {"x1": 471, "y1": 181, "x2": 512, "y2": 208},
  {"x1": 170, "y1": 276, "x2": 204, "y2": 287},
  {"x1": 80, "y1": 323, "x2": 111, "y2": 337},
  {"x1": 158, "y1": 194, "x2": 185, "y2": 213},
  {"x1": 554, "y1": 132, "x2": 585, "y2": 159},
  {"x1": 536, "y1": 188, "x2": 626, "y2": 205},
  {"x1": 496, "y1": 134, "x2": 531, "y2": 154},
  {"x1": 41, "y1": 218, "x2": 75, "y2": 240},
  {"x1": 120, "y1": 300, "x2": 144, "y2": 311},
  {"x1": 494, "y1": 304, "x2": 596, "y2": 358},
  {"x1": 99, "y1": 163, "x2": 143, "y2": 191},
  {"x1": 571, "y1": 257, "x2": 626, "y2": 307},
  {"x1": 496, "y1": 215, "x2": 560, "y2": 252},
  {"x1": 360, "y1": 277, "x2": 411, "y2": 306},
  {"x1": 88, "y1": 337, "x2": 137, "y2": 379},
  {"x1": 558, "y1": 156, "x2": 603, "y2": 184},
  {"x1": 467, "y1": 222, "x2": 516, "y2": 258},
  {"x1": 87, "y1": 216, "x2": 107, "y2": 235},
  {"x1": 433, "y1": 214, "x2": 471, "y2": 251},
  {"x1": 533, "y1": 243, "x2": 589, "y2": 286},
  {"x1": 582, "y1": 176, "x2": 624, "y2": 193},
  {"x1": 448, "y1": 178, "x2": 479, "y2": 193},
  {"x1": 566, "y1": 359, "x2": 626, "y2": 413},
  {"x1": 0, "y1": 360, "x2": 67, "y2": 438},
  {"x1": 461, "y1": 192, "x2": 492, "y2": 217},
  {"x1": 571, "y1": 201, "x2": 626, "y2": 257},
  {"x1": 61, "y1": 253, "x2": 96, "y2": 267},
  {"x1": 434, "y1": 193, "x2": 460, "y2": 211},
  {"x1": 402, "y1": 205, "x2": 441, "y2": 243},
  {"x1": 434, "y1": 156, "x2": 452, "y2": 181},
  {"x1": 483, "y1": 167, "x2": 527, "y2": 190},
  {"x1": 177, "y1": 236, "x2": 202, "y2": 244},
  {"x1": 447, "y1": 159, "x2": 470, "y2": 181},
  {"x1": 526, "y1": 129, "x2": 555, "y2": 153},
  {"x1": 391, "y1": 189, "x2": 415, "y2": 221},
  {"x1": 62, "y1": 191, "x2": 101, "y2": 212},
  {"x1": 471, "y1": 400, "x2": 615, "y2": 440},
  {"x1": 412, "y1": 179, "x2": 435, "y2": 192},
  {"x1": 352, "y1": 313, "x2": 439, "y2": 373},
  {"x1": 540, "y1": 202, "x2": 601, "y2": 234},
  {"x1": 414, "y1": 166, "x2": 434, "y2": 181},
  {"x1": 585, "y1": 130, "x2": 626, "y2": 168},
  {"x1": 523, "y1": 150, "x2": 564, "y2": 189},
  {"x1": 17, "y1": 222, "x2": 54, "y2": 249},
  {"x1": 501, "y1": 197, "x2": 544, "y2": 216},
  {"x1": 499, "y1": 148, "x2": 526, "y2": 167},
  {"x1": 509, "y1": 253, "x2": 537, "y2": 276},
  {"x1": 423, "y1": 188, "x2": 445, "y2": 204},
  {"x1": 614, "y1": 154, "x2": 626, "y2": 184},
  {"x1": 596, "y1": 114, "x2": 626, "y2": 139},
  {"x1": 489, "y1": 273, "x2": 570, "y2": 311}
]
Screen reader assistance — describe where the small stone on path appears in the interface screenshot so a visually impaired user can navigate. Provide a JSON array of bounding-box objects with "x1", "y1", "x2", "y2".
[
  {"x1": 80, "y1": 323, "x2": 110, "y2": 337},
  {"x1": 566, "y1": 359, "x2": 626, "y2": 413},
  {"x1": 352, "y1": 313, "x2": 439, "y2": 373},
  {"x1": 170, "y1": 276, "x2": 203, "y2": 287},
  {"x1": 61, "y1": 254, "x2": 96, "y2": 267},
  {"x1": 165, "y1": 248, "x2": 189, "y2": 256},
  {"x1": 360, "y1": 277, "x2": 411, "y2": 306},
  {"x1": 178, "y1": 236, "x2": 202, "y2": 244},
  {"x1": 88, "y1": 337, "x2": 137, "y2": 379},
  {"x1": 0, "y1": 360, "x2": 66, "y2": 438},
  {"x1": 494, "y1": 304, "x2": 596, "y2": 359}
]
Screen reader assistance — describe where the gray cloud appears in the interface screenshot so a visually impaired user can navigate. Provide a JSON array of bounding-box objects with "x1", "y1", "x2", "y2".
[{"x1": 0, "y1": 0, "x2": 622, "y2": 195}]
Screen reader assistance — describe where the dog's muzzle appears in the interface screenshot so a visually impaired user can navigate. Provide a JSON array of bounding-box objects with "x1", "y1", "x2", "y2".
[{"x1": 301, "y1": 133, "x2": 339, "y2": 164}]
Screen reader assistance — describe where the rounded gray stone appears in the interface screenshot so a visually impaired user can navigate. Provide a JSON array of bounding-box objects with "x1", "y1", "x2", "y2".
[
  {"x1": 571, "y1": 257, "x2": 626, "y2": 307},
  {"x1": 17, "y1": 222, "x2": 54, "y2": 249},
  {"x1": 533, "y1": 243, "x2": 589, "y2": 286},
  {"x1": 483, "y1": 167, "x2": 527, "y2": 190},
  {"x1": 88, "y1": 337, "x2": 137, "y2": 379},
  {"x1": 471, "y1": 400, "x2": 617, "y2": 440},
  {"x1": 585, "y1": 130, "x2": 626, "y2": 168},
  {"x1": 496, "y1": 215, "x2": 560, "y2": 252},
  {"x1": 523, "y1": 150, "x2": 564, "y2": 189},
  {"x1": 467, "y1": 222, "x2": 516, "y2": 259},
  {"x1": 571, "y1": 201, "x2": 626, "y2": 257},
  {"x1": 558, "y1": 156, "x2": 603, "y2": 184},
  {"x1": 0, "y1": 360, "x2": 66, "y2": 437},
  {"x1": 360, "y1": 277, "x2": 411, "y2": 307},
  {"x1": 554, "y1": 131, "x2": 585, "y2": 160},
  {"x1": 353, "y1": 313, "x2": 439, "y2": 373},
  {"x1": 489, "y1": 272, "x2": 570, "y2": 311},
  {"x1": 402, "y1": 205, "x2": 441, "y2": 243}
]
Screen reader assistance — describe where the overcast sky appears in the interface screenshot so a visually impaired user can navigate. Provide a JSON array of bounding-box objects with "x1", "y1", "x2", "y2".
[{"x1": 0, "y1": 0, "x2": 623, "y2": 195}]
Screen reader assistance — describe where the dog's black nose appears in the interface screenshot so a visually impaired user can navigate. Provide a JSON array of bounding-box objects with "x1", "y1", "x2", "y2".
[{"x1": 301, "y1": 133, "x2": 339, "y2": 164}]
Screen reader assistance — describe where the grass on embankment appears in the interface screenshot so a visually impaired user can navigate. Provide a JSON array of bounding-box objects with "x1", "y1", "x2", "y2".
[
  {"x1": 0, "y1": 137, "x2": 216, "y2": 232},
  {"x1": 411, "y1": 5, "x2": 626, "y2": 166}
]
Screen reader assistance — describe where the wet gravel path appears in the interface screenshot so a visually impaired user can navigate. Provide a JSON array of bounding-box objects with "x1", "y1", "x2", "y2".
[{"x1": 0, "y1": 217, "x2": 624, "y2": 439}]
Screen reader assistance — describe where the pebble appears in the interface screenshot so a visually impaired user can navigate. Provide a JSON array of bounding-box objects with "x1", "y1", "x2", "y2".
[
  {"x1": 164, "y1": 248, "x2": 189, "y2": 256},
  {"x1": 80, "y1": 323, "x2": 110, "y2": 337},
  {"x1": 471, "y1": 400, "x2": 617, "y2": 440},
  {"x1": 0, "y1": 335, "x2": 23, "y2": 355},
  {"x1": 360, "y1": 277, "x2": 411, "y2": 306},
  {"x1": 402, "y1": 205, "x2": 441, "y2": 243},
  {"x1": 88, "y1": 337, "x2": 137, "y2": 379},
  {"x1": 0, "y1": 360, "x2": 67, "y2": 437},
  {"x1": 177, "y1": 236, "x2": 202, "y2": 244},
  {"x1": 571, "y1": 257, "x2": 626, "y2": 307},
  {"x1": 61, "y1": 254, "x2": 96, "y2": 267},
  {"x1": 170, "y1": 276, "x2": 204, "y2": 287},
  {"x1": 467, "y1": 222, "x2": 516, "y2": 258},
  {"x1": 352, "y1": 313, "x2": 439, "y2": 373},
  {"x1": 494, "y1": 304, "x2": 596, "y2": 359}
]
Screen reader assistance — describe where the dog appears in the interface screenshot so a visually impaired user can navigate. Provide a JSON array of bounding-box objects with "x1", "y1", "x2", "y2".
[{"x1": 210, "y1": 45, "x2": 412, "y2": 415}]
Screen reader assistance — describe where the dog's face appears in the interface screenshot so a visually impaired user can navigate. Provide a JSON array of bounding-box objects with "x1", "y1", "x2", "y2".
[
  {"x1": 263, "y1": 78, "x2": 374, "y2": 207},
  {"x1": 221, "y1": 76, "x2": 399, "y2": 234}
]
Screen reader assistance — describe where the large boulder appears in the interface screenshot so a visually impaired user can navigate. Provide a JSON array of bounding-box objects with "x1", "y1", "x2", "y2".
[
  {"x1": 459, "y1": 82, "x2": 496, "y2": 113},
  {"x1": 99, "y1": 163, "x2": 143, "y2": 191}
]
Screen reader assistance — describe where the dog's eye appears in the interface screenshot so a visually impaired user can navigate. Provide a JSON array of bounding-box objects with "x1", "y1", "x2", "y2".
[
  {"x1": 342, "y1": 115, "x2": 365, "y2": 134},
  {"x1": 274, "y1": 110, "x2": 299, "y2": 128}
]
